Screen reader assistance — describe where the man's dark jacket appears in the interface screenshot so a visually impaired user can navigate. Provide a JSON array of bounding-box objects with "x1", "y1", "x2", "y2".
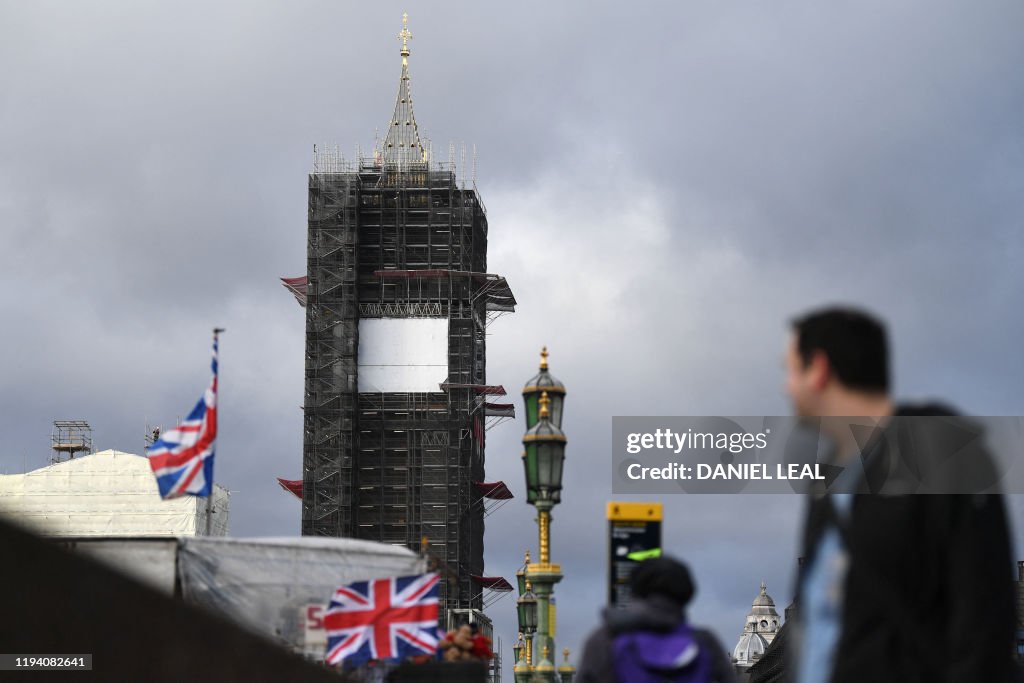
[{"x1": 796, "y1": 404, "x2": 1016, "y2": 683}]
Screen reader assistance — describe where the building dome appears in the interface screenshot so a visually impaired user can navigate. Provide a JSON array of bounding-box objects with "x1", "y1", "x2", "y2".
[
  {"x1": 733, "y1": 631, "x2": 769, "y2": 665},
  {"x1": 733, "y1": 581, "x2": 782, "y2": 670}
]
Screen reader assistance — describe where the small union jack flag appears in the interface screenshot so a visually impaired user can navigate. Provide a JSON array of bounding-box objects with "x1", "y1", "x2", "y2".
[
  {"x1": 147, "y1": 333, "x2": 219, "y2": 499},
  {"x1": 324, "y1": 573, "x2": 441, "y2": 667}
]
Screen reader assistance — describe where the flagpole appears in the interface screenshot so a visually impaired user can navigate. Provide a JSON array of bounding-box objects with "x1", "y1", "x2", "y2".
[
  {"x1": 207, "y1": 327, "x2": 225, "y2": 536},
  {"x1": 206, "y1": 487, "x2": 213, "y2": 535}
]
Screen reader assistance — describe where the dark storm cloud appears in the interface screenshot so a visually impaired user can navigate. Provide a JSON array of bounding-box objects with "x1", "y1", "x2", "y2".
[{"x1": 2, "y1": 0, "x2": 1023, "y2": 671}]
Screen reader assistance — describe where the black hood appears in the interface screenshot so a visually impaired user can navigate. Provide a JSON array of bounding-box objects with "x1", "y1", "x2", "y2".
[{"x1": 602, "y1": 595, "x2": 686, "y2": 636}]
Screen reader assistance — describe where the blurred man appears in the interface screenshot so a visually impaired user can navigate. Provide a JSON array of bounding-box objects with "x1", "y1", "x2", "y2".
[
  {"x1": 786, "y1": 307, "x2": 1015, "y2": 682},
  {"x1": 577, "y1": 555, "x2": 735, "y2": 683}
]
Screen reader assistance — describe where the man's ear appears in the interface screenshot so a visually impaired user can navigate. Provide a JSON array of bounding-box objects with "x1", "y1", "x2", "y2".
[{"x1": 809, "y1": 350, "x2": 831, "y2": 391}]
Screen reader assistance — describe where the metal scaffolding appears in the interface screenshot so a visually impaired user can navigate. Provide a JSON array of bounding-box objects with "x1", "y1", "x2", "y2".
[
  {"x1": 301, "y1": 154, "x2": 516, "y2": 616},
  {"x1": 51, "y1": 420, "x2": 92, "y2": 464}
]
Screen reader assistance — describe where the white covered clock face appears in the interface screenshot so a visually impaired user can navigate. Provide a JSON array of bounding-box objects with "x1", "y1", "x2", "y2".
[{"x1": 357, "y1": 318, "x2": 448, "y2": 392}]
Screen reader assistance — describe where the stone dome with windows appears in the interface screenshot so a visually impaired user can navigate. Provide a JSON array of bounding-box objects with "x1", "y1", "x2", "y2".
[{"x1": 733, "y1": 581, "x2": 782, "y2": 670}]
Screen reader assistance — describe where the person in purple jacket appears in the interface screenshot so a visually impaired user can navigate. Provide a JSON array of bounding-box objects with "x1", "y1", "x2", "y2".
[{"x1": 577, "y1": 555, "x2": 736, "y2": 683}]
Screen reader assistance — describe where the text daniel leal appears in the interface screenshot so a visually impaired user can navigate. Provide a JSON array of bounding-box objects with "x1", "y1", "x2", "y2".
[{"x1": 626, "y1": 463, "x2": 826, "y2": 480}]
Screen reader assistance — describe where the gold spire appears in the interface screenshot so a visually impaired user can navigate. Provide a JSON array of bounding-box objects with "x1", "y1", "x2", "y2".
[
  {"x1": 383, "y1": 13, "x2": 424, "y2": 164},
  {"x1": 539, "y1": 391, "x2": 551, "y2": 420},
  {"x1": 540, "y1": 346, "x2": 549, "y2": 370},
  {"x1": 398, "y1": 12, "x2": 412, "y2": 64},
  {"x1": 525, "y1": 579, "x2": 532, "y2": 591},
  {"x1": 563, "y1": 648, "x2": 570, "y2": 663},
  {"x1": 524, "y1": 550, "x2": 531, "y2": 565}
]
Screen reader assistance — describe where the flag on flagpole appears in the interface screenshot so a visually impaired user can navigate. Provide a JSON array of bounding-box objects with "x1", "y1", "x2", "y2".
[
  {"x1": 147, "y1": 333, "x2": 219, "y2": 499},
  {"x1": 324, "y1": 573, "x2": 441, "y2": 667}
]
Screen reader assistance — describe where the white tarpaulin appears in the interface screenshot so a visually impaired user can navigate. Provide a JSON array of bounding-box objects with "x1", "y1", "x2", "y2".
[
  {"x1": 57, "y1": 535, "x2": 426, "y2": 659},
  {"x1": 0, "y1": 450, "x2": 229, "y2": 537},
  {"x1": 177, "y1": 537, "x2": 427, "y2": 655},
  {"x1": 357, "y1": 317, "x2": 448, "y2": 392}
]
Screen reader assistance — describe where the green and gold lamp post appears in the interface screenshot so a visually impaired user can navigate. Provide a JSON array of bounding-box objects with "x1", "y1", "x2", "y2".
[
  {"x1": 516, "y1": 347, "x2": 572, "y2": 682},
  {"x1": 514, "y1": 580, "x2": 539, "y2": 681},
  {"x1": 512, "y1": 634, "x2": 524, "y2": 671}
]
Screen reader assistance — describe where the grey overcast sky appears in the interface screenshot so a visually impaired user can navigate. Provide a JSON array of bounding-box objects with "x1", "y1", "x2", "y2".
[{"x1": 2, "y1": 0, "x2": 1024, "y2": 673}]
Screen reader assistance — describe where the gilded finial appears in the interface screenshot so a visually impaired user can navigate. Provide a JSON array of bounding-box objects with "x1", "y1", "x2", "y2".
[
  {"x1": 563, "y1": 647, "x2": 570, "y2": 663},
  {"x1": 398, "y1": 13, "x2": 412, "y2": 63},
  {"x1": 543, "y1": 645, "x2": 550, "y2": 660},
  {"x1": 524, "y1": 550, "x2": 531, "y2": 564},
  {"x1": 539, "y1": 391, "x2": 551, "y2": 420},
  {"x1": 540, "y1": 346, "x2": 549, "y2": 370},
  {"x1": 525, "y1": 579, "x2": 532, "y2": 591}
]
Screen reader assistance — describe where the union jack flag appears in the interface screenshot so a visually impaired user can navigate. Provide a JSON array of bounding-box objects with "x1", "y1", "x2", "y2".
[
  {"x1": 324, "y1": 573, "x2": 441, "y2": 667},
  {"x1": 147, "y1": 333, "x2": 219, "y2": 499}
]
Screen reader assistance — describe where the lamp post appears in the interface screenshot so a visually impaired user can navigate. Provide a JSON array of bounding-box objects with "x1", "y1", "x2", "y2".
[
  {"x1": 514, "y1": 581, "x2": 539, "y2": 682},
  {"x1": 516, "y1": 551, "x2": 529, "y2": 595},
  {"x1": 516, "y1": 348, "x2": 574, "y2": 682},
  {"x1": 512, "y1": 634, "x2": 524, "y2": 670}
]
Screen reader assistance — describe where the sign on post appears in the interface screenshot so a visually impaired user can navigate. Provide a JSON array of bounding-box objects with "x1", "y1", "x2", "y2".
[{"x1": 607, "y1": 502, "x2": 663, "y2": 607}]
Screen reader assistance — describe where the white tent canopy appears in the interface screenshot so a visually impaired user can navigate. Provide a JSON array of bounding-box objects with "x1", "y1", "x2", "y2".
[{"x1": 60, "y1": 535, "x2": 427, "y2": 658}]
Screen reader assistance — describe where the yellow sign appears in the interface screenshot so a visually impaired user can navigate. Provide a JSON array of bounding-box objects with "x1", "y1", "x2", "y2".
[{"x1": 606, "y1": 501, "x2": 663, "y2": 522}]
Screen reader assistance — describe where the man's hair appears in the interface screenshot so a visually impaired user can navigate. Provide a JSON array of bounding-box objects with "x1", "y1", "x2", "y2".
[
  {"x1": 630, "y1": 555, "x2": 695, "y2": 607},
  {"x1": 791, "y1": 307, "x2": 889, "y2": 393}
]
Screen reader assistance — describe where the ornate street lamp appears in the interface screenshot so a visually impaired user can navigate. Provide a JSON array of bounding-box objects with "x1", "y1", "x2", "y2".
[
  {"x1": 522, "y1": 391, "x2": 566, "y2": 558},
  {"x1": 515, "y1": 348, "x2": 570, "y2": 682},
  {"x1": 516, "y1": 550, "x2": 530, "y2": 595},
  {"x1": 516, "y1": 581, "x2": 538, "y2": 666},
  {"x1": 512, "y1": 633, "x2": 524, "y2": 669}
]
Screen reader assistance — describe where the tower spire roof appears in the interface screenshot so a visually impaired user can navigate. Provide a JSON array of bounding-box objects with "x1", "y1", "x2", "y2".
[{"x1": 382, "y1": 13, "x2": 426, "y2": 166}]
